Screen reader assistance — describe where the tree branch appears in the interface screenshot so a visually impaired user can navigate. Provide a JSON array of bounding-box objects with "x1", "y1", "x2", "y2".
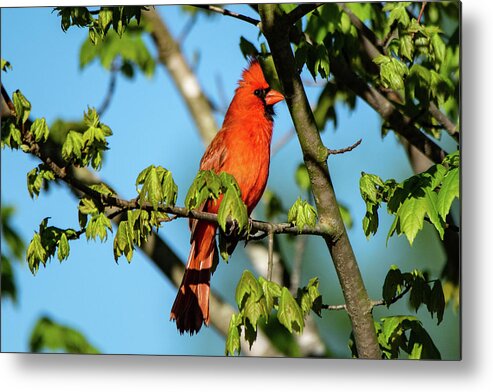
[
  {"x1": 192, "y1": 5, "x2": 261, "y2": 27},
  {"x1": 259, "y1": 4, "x2": 381, "y2": 359},
  {"x1": 286, "y1": 3, "x2": 323, "y2": 25},
  {"x1": 326, "y1": 138, "x2": 362, "y2": 157}
]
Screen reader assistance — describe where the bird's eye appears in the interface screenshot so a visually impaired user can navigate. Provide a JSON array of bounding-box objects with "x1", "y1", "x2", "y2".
[{"x1": 254, "y1": 89, "x2": 263, "y2": 97}]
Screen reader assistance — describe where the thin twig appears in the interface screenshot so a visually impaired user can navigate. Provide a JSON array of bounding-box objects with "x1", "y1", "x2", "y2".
[
  {"x1": 322, "y1": 283, "x2": 413, "y2": 311},
  {"x1": 417, "y1": 1, "x2": 427, "y2": 24},
  {"x1": 267, "y1": 230, "x2": 274, "y2": 281},
  {"x1": 326, "y1": 138, "x2": 362, "y2": 156},
  {"x1": 97, "y1": 62, "x2": 118, "y2": 117},
  {"x1": 193, "y1": 5, "x2": 260, "y2": 27}
]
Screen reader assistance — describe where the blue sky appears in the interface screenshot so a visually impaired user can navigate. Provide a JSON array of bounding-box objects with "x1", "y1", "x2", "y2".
[{"x1": 1, "y1": 5, "x2": 459, "y2": 358}]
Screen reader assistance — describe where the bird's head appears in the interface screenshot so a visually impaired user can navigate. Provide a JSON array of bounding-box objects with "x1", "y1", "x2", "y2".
[{"x1": 233, "y1": 59, "x2": 284, "y2": 119}]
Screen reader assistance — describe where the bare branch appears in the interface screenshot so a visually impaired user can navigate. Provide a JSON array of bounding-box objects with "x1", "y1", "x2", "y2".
[
  {"x1": 193, "y1": 5, "x2": 261, "y2": 27},
  {"x1": 326, "y1": 138, "x2": 362, "y2": 157},
  {"x1": 259, "y1": 4, "x2": 381, "y2": 359},
  {"x1": 97, "y1": 62, "x2": 118, "y2": 117},
  {"x1": 417, "y1": 1, "x2": 428, "y2": 24}
]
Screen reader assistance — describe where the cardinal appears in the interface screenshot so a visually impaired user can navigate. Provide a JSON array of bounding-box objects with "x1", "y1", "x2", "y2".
[{"x1": 170, "y1": 59, "x2": 284, "y2": 334}]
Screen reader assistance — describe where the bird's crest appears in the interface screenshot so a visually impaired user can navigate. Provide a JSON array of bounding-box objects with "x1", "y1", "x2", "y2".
[{"x1": 240, "y1": 58, "x2": 269, "y2": 88}]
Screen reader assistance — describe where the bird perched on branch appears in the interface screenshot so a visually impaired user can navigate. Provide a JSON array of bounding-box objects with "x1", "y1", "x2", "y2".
[{"x1": 170, "y1": 59, "x2": 284, "y2": 334}]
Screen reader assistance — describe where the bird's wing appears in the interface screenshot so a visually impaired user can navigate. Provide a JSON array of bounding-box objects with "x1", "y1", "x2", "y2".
[{"x1": 199, "y1": 129, "x2": 229, "y2": 172}]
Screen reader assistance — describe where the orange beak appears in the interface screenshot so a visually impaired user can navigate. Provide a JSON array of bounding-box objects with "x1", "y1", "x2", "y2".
[{"x1": 265, "y1": 89, "x2": 284, "y2": 106}]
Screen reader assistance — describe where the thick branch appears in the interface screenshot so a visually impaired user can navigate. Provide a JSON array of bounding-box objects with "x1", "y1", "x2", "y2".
[
  {"x1": 143, "y1": 8, "x2": 218, "y2": 144},
  {"x1": 259, "y1": 4, "x2": 381, "y2": 359}
]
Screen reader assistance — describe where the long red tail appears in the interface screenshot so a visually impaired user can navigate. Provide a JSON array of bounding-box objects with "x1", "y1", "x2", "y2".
[{"x1": 170, "y1": 221, "x2": 216, "y2": 334}]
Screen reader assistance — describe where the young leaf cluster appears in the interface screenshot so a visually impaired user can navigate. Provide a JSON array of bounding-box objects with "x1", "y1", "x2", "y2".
[
  {"x1": 287, "y1": 197, "x2": 318, "y2": 233},
  {"x1": 360, "y1": 151, "x2": 459, "y2": 245},
  {"x1": 26, "y1": 218, "x2": 78, "y2": 274},
  {"x1": 61, "y1": 107, "x2": 113, "y2": 170},
  {"x1": 185, "y1": 170, "x2": 249, "y2": 235},
  {"x1": 27, "y1": 164, "x2": 56, "y2": 198},
  {"x1": 55, "y1": 6, "x2": 148, "y2": 45},
  {"x1": 382, "y1": 265, "x2": 445, "y2": 325},
  {"x1": 226, "y1": 270, "x2": 322, "y2": 356},
  {"x1": 136, "y1": 165, "x2": 178, "y2": 210},
  {"x1": 114, "y1": 209, "x2": 169, "y2": 263},
  {"x1": 353, "y1": 316, "x2": 441, "y2": 359}
]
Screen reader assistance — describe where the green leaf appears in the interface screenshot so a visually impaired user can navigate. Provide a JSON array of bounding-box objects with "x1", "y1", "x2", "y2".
[
  {"x1": 98, "y1": 7, "x2": 113, "y2": 34},
  {"x1": 185, "y1": 170, "x2": 222, "y2": 210},
  {"x1": 436, "y1": 167, "x2": 459, "y2": 220},
  {"x1": 26, "y1": 232, "x2": 47, "y2": 274},
  {"x1": 277, "y1": 287, "x2": 304, "y2": 334},
  {"x1": 86, "y1": 212, "x2": 112, "y2": 242},
  {"x1": 90, "y1": 182, "x2": 116, "y2": 196},
  {"x1": 297, "y1": 277, "x2": 323, "y2": 317},
  {"x1": 409, "y1": 272, "x2": 430, "y2": 312},
  {"x1": 406, "y1": 64, "x2": 431, "y2": 103},
  {"x1": 61, "y1": 131, "x2": 84, "y2": 161},
  {"x1": 430, "y1": 33, "x2": 446, "y2": 68},
  {"x1": 373, "y1": 55, "x2": 409, "y2": 90},
  {"x1": 217, "y1": 186, "x2": 248, "y2": 234},
  {"x1": 382, "y1": 265, "x2": 403, "y2": 306},
  {"x1": 428, "y1": 280, "x2": 445, "y2": 325},
  {"x1": 30, "y1": 118, "x2": 49, "y2": 142},
  {"x1": 1, "y1": 118, "x2": 22, "y2": 149},
  {"x1": 26, "y1": 165, "x2": 55, "y2": 198},
  {"x1": 13, "y1": 90, "x2": 31, "y2": 125},
  {"x1": 399, "y1": 33, "x2": 414, "y2": 61},
  {"x1": 259, "y1": 277, "x2": 282, "y2": 312},
  {"x1": 225, "y1": 313, "x2": 242, "y2": 356},
  {"x1": 384, "y1": 2, "x2": 411, "y2": 27},
  {"x1": 359, "y1": 172, "x2": 385, "y2": 204},
  {"x1": 407, "y1": 321, "x2": 441, "y2": 359},
  {"x1": 57, "y1": 233, "x2": 70, "y2": 262},
  {"x1": 397, "y1": 196, "x2": 427, "y2": 245},
  {"x1": 78, "y1": 198, "x2": 99, "y2": 215},
  {"x1": 242, "y1": 293, "x2": 268, "y2": 331},
  {"x1": 29, "y1": 316, "x2": 100, "y2": 354},
  {"x1": 287, "y1": 197, "x2": 317, "y2": 233},
  {"x1": 1, "y1": 58, "x2": 12, "y2": 72},
  {"x1": 235, "y1": 270, "x2": 262, "y2": 309},
  {"x1": 424, "y1": 188, "x2": 445, "y2": 240},
  {"x1": 113, "y1": 220, "x2": 134, "y2": 262},
  {"x1": 136, "y1": 165, "x2": 178, "y2": 210}
]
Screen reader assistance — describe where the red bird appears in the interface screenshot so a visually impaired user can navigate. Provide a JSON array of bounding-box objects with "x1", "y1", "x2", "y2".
[{"x1": 170, "y1": 59, "x2": 284, "y2": 334}]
